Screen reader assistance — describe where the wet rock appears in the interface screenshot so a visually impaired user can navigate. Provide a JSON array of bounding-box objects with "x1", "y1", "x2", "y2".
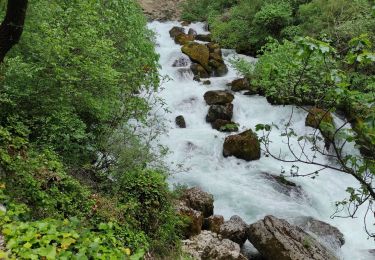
[
  {"x1": 230, "y1": 78, "x2": 250, "y2": 92},
  {"x1": 204, "y1": 215, "x2": 225, "y2": 233},
  {"x1": 262, "y1": 173, "x2": 305, "y2": 198},
  {"x1": 177, "y1": 68, "x2": 193, "y2": 79},
  {"x1": 202, "y1": 80, "x2": 211, "y2": 85},
  {"x1": 181, "y1": 21, "x2": 190, "y2": 26},
  {"x1": 204, "y1": 90, "x2": 234, "y2": 105},
  {"x1": 207, "y1": 43, "x2": 222, "y2": 56},
  {"x1": 176, "y1": 202, "x2": 204, "y2": 238},
  {"x1": 188, "y1": 28, "x2": 198, "y2": 37},
  {"x1": 182, "y1": 42, "x2": 210, "y2": 71},
  {"x1": 247, "y1": 215, "x2": 338, "y2": 260},
  {"x1": 175, "y1": 33, "x2": 195, "y2": 45},
  {"x1": 206, "y1": 103, "x2": 234, "y2": 123},
  {"x1": 212, "y1": 119, "x2": 239, "y2": 132},
  {"x1": 209, "y1": 59, "x2": 228, "y2": 77},
  {"x1": 176, "y1": 115, "x2": 186, "y2": 128},
  {"x1": 172, "y1": 56, "x2": 190, "y2": 67},
  {"x1": 169, "y1": 26, "x2": 185, "y2": 38},
  {"x1": 223, "y1": 130, "x2": 261, "y2": 161},
  {"x1": 219, "y1": 215, "x2": 248, "y2": 245},
  {"x1": 191, "y1": 63, "x2": 209, "y2": 78},
  {"x1": 293, "y1": 216, "x2": 345, "y2": 250},
  {"x1": 305, "y1": 108, "x2": 334, "y2": 129},
  {"x1": 196, "y1": 34, "x2": 212, "y2": 42},
  {"x1": 193, "y1": 75, "x2": 201, "y2": 82},
  {"x1": 182, "y1": 231, "x2": 247, "y2": 260},
  {"x1": 181, "y1": 187, "x2": 214, "y2": 218}
]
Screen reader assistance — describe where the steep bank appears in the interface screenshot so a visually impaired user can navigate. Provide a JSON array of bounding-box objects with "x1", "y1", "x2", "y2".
[{"x1": 138, "y1": 0, "x2": 184, "y2": 20}]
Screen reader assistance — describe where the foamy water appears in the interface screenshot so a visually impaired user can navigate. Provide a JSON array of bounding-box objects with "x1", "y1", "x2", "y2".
[{"x1": 148, "y1": 21, "x2": 374, "y2": 259}]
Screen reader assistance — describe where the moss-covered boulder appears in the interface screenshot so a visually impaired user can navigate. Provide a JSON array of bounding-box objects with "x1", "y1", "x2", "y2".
[
  {"x1": 196, "y1": 34, "x2": 212, "y2": 42},
  {"x1": 169, "y1": 26, "x2": 185, "y2": 38},
  {"x1": 212, "y1": 119, "x2": 239, "y2": 132},
  {"x1": 182, "y1": 42, "x2": 210, "y2": 71},
  {"x1": 230, "y1": 78, "x2": 251, "y2": 92},
  {"x1": 175, "y1": 33, "x2": 195, "y2": 45},
  {"x1": 223, "y1": 130, "x2": 261, "y2": 161},
  {"x1": 190, "y1": 63, "x2": 209, "y2": 78},
  {"x1": 204, "y1": 90, "x2": 234, "y2": 105},
  {"x1": 305, "y1": 108, "x2": 334, "y2": 129}
]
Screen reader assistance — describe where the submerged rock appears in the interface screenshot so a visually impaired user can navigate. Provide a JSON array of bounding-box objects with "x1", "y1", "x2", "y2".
[
  {"x1": 172, "y1": 56, "x2": 190, "y2": 67},
  {"x1": 262, "y1": 173, "x2": 305, "y2": 198},
  {"x1": 247, "y1": 215, "x2": 338, "y2": 260},
  {"x1": 182, "y1": 231, "x2": 247, "y2": 260},
  {"x1": 223, "y1": 130, "x2": 260, "y2": 161},
  {"x1": 219, "y1": 215, "x2": 248, "y2": 245},
  {"x1": 293, "y1": 216, "x2": 345, "y2": 250},
  {"x1": 204, "y1": 90, "x2": 234, "y2": 105},
  {"x1": 202, "y1": 80, "x2": 211, "y2": 85},
  {"x1": 176, "y1": 115, "x2": 186, "y2": 128},
  {"x1": 206, "y1": 104, "x2": 234, "y2": 123},
  {"x1": 181, "y1": 187, "x2": 214, "y2": 218}
]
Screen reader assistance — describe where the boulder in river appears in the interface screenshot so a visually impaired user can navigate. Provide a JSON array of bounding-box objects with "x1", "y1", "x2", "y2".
[
  {"x1": 219, "y1": 215, "x2": 248, "y2": 245},
  {"x1": 209, "y1": 59, "x2": 228, "y2": 77},
  {"x1": 175, "y1": 33, "x2": 195, "y2": 45},
  {"x1": 196, "y1": 34, "x2": 212, "y2": 42},
  {"x1": 293, "y1": 216, "x2": 345, "y2": 250},
  {"x1": 204, "y1": 90, "x2": 234, "y2": 105},
  {"x1": 182, "y1": 231, "x2": 247, "y2": 260},
  {"x1": 223, "y1": 130, "x2": 261, "y2": 161},
  {"x1": 181, "y1": 187, "x2": 214, "y2": 218},
  {"x1": 247, "y1": 215, "x2": 338, "y2": 260},
  {"x1": 305, "y1": 108, "x2": 334, "y2": 129},
  {"x1": 230, "y1": 78, "x2": 250, "y2": 92},
  {"x1": 202, "y1": 80, "x2": 211, "y2": 85},
  {"x1": 191, "y1": 63, "x2": 209, "y2": 78},
  {"x1": 206, "y1": 103, "x2": 234, "y2": 123},
  {"x1": 188, "y1": 28, "x2": 198, "y2": 37},
  {"x1": 212, "y1": 119, "x2": 239, "y2": 132},
  {"x1": 262, "y1": 173, "x2": 305, "y2": 198},
  {"x1": 176, "y1": 115, "x2": 186, "y2": 128},
  {"x1": 182, "y1": 42, "x2": 210, "y2": 71},
  {"x1": 176, "y1": 202, "x2": 204, "y2": 238},
  {"x1": 169, "y1": 26, "x2": 185, "y2": 38},
  {"x1": 204, "y1": 215, "x2": 225, "y2": 233}
]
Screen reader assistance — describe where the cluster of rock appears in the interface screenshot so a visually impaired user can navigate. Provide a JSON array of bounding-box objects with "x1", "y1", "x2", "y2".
[
  {"x1": 176, "y1": 187, "x2": 343, "y2": 260},
  {"x1": 169, "y1": 26, "x2": 228, "y2": 81}
]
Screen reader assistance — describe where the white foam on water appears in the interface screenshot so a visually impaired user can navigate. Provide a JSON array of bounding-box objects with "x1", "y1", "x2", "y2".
[{"x1": 148, "y1": 21, "x2": 374, "y2": 259}]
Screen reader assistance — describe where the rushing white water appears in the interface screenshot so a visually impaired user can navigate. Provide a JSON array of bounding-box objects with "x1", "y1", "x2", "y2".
[{"x1": 148, "y1": 21, "x2": 374, "y2": 259}]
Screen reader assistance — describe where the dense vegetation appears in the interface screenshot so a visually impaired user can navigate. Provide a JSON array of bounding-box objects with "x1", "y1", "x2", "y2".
[
  {"x1": 183, "y1": 0, "x2": 375, "y2": 233},
  {"x1": 0, "y1": 0, "x2": 182, "y2": 258}
]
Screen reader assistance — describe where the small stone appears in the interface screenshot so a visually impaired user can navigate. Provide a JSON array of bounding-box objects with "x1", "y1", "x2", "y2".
[{"x1": 176, "y1": 115, "x2": 186, "y2": 128}]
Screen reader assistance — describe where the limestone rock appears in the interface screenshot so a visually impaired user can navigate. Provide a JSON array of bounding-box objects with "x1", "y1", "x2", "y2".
[
  {"x1": 176, "y1": 202, "x2": 204, "y2": 238},
  {"x1": 176, "y1": 115, "x2": 186, "y2": 128},
  {"x1": 181, "y1": 187, "x2": 214, "y2": 218},
  {"x1": 219, "y1": 215, "x2": 248, "y2": 245},
  {"x1": 293, "y1": 216, "x2": 345, "y2": 250},
  {"x1": 204, "y1": 90, "x2": 234, "y2": 105},
  {"x1": 206, "y1": 104, "x2": 234, "y2": 123},
  {"x1": 247, "y1": 215, "x2": 338, "y2": 260},
  {"x1": 204, "y1": 215, "x2": 225, "y2": 233},
  {"x1": 182, "y1": 231, "x2": 246, "y2": 260},
  {"x1": 223, "y1": 130, "x2": 261, "y2": 161}
]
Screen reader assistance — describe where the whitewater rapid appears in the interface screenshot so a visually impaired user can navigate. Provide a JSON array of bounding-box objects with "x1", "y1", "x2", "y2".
[{"x1": 148, "y1": 21, "x2": 374, "y2": 259}]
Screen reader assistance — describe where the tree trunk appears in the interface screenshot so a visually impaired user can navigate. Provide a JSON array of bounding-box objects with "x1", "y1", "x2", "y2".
[{"x1": 0, "y1": 0, "x2": 28, "y2": 62}]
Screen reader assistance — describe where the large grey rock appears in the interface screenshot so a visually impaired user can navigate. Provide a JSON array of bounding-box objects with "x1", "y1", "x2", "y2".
[
  {"x1": 247, "y1": 215, "x2": 338, "y2": 260},
  {"x1": 204, "y1": 215, "x2": 225, "y2": 234},
  {"x1": 223, "y1": 130, "x2": 261, "y2": 161},
  {"x1": 219, "y1": 215, "x2": 248, "y2": 245},
  {"x1": 204, "y1": 90, "x2": 234, "y2": 105},
  {"x1": 206, "y1": 104, "x2": 233, "y2": 123},
  {"x1": 293, "y1": 216, "x2": 345, "y2": 250},
  {"x1": 181, "y1": 187, "x2": 214, "y2": 218},
  {"x1": 182, "y1": 231, "x2": 247, "y2": 260}
]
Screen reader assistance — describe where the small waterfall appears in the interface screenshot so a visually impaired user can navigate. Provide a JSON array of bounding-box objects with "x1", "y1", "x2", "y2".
[{"x1": 148, "y1": 21, "x2": 374, "y2": 259}]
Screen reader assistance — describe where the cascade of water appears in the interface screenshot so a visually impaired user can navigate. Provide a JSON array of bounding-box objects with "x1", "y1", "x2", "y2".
[{"x1": 148, "y1": 21, "x2": 374, "y2": 259}]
